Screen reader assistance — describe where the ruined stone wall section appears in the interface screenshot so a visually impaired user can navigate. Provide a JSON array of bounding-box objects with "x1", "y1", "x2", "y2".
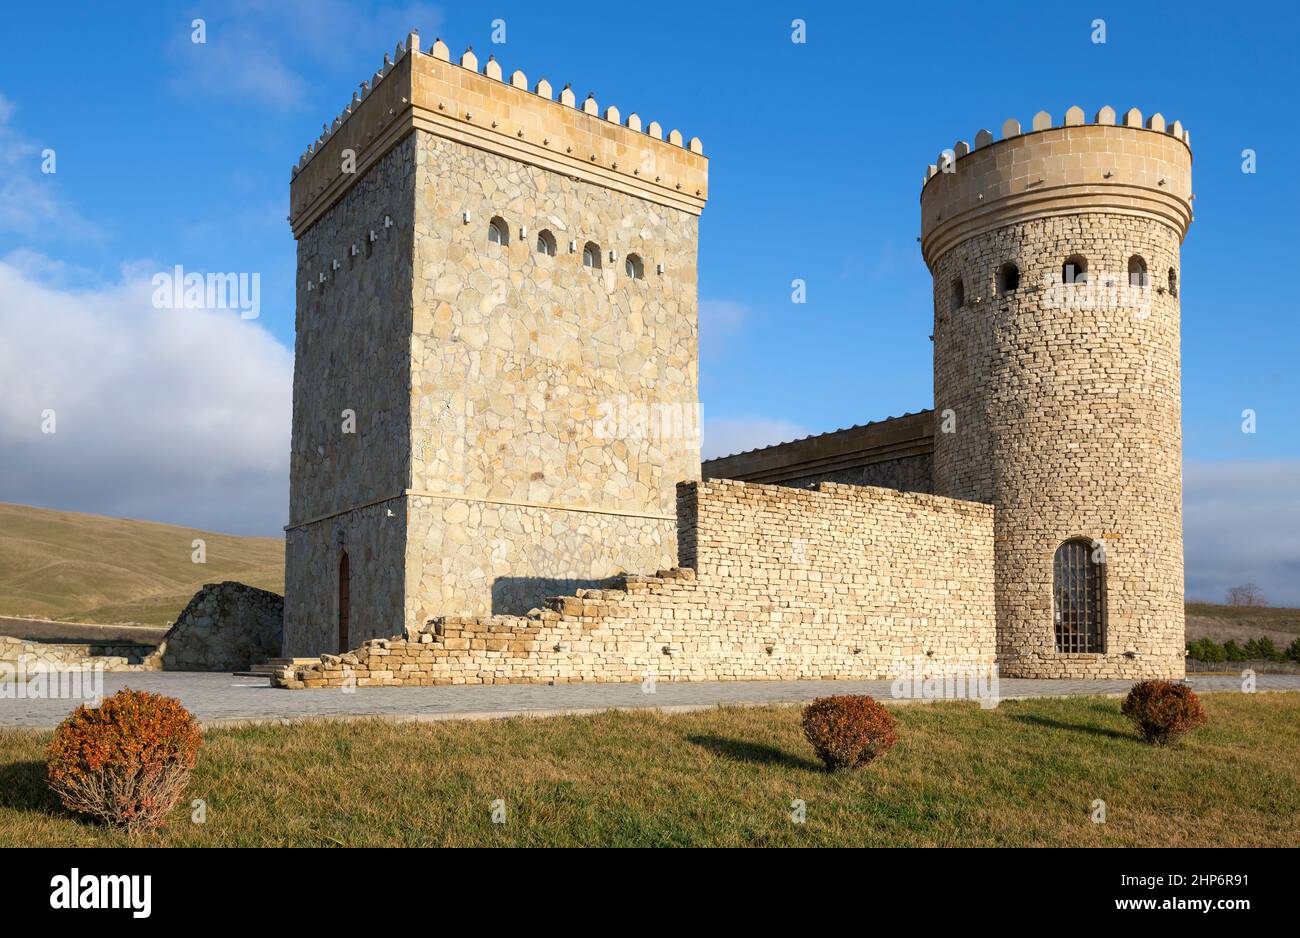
[
  {"x1": 0, "y1": 636, "x2": 158, "y2": 672},
  {"x1": 276, "y1": 479, "x2": 996, "y2": 687},
  {"x1": 155, "y1": 582, "x2": 283, "y2": 671}
]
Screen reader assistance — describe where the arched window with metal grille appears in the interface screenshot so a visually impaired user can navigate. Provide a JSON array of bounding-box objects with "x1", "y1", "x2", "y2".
[{"x1": 1053, "y1": 538, "x2": 1105, "y2": 654}]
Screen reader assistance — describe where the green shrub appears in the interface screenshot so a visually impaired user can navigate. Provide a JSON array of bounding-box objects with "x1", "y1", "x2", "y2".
[
  {"x1": 801, "y1": 695, "x2": 897, "y2": 771},
  {"x1": 1187, "y1": 637, "x2": 1226, "y2": 663},
  {"x1": 47, "y1": 689, "x2": 202, "y2": 834},
  {"x1": 1244, "y1": 637, "x2": 1280, "y2": 661},
  {"x1": 1121, "y1": 680, "x2": 1207, "y2": 747},
  {"x1": 1222, "y1": 640, "x2": 1247, "y2": 662},
  {"x1": 1287, "y1": 638, "x2": 1300, "y2": 664}
]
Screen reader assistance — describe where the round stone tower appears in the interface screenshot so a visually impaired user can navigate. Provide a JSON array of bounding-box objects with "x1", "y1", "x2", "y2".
[{"x1": 920, "y1": 106, "x2": 1193, "y2": 679}]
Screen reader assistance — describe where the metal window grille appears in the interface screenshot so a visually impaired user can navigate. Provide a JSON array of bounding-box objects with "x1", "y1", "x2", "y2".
[{"x1": 1054, "y1": 539, "x2": 1104, "y2": 653}]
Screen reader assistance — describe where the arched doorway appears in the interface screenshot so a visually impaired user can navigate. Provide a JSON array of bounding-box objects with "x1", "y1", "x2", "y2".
[
  {"x1": 1053, "y1": 538, "x2": 1105, "y2": 653},
  {"x1": 338, "y1": 551, "x2": 350, "y2": 653}
]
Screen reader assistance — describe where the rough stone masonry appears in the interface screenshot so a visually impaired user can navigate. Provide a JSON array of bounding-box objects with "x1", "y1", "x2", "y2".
[{"x1": 279, "y1": 35, "x2": 1190, "y2": 687}]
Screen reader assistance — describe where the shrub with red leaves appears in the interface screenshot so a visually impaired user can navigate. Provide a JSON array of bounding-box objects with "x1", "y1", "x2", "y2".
[
  {"x1": 47, "y1": 689, "x2": 202, "y2": 834},
  {"x1": 1121, "y1": 680, "x2": 1207, "y2": 747},
  {"x1": 801, "y1": 695, "x2": 897, "y2": 771}
]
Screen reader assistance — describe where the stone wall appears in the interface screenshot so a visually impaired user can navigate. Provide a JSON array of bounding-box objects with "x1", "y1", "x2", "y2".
[
  {"x1": 924, "y1": 113, "x2": 1190, "y2": 680},
  {"x1": 401, "y1": 128, "x2": 697, "y2": 621},
  {"x1": 0, "y1": 636, "x2": 158, "y2": 672},
  {"x1": 154, "y1": 582, "x2": 284, "y2": 671},
  {"x1": 274, "y1": 479, "x2": 995, "y2": 687}
]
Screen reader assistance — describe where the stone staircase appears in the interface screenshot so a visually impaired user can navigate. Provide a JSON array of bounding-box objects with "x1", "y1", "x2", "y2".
[
  {"x1": 237, "y1": 657, "x2": 318, "y2": 679},
  {"x1": 273, "y1": 567, "x2": 701, "y2": 688}
]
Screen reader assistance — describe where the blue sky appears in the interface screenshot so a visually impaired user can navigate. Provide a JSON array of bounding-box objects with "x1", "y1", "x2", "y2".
[{"x1": 0, "y1": 1, "x2": 1296, "y2": 603}]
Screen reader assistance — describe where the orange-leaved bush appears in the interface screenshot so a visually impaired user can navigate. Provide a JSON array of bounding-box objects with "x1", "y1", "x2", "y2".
[
  {"x1": 801, "y1": 694, "x2": 897, "y2": 771},
  {"x1": 1120, "y1": 680, "x2": 1207, "y2": 747},
  {"x1": 47, "y1": 688, "x2": 202, "y2": 834}
]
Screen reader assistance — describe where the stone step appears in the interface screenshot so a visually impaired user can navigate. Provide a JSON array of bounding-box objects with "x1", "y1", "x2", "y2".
[{"x1": 234, "y1": 657, "x2": 314, "y2": 678}]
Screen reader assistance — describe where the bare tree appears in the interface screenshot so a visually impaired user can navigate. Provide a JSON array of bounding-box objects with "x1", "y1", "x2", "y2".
[{"x1": 1225, "y1": 583, "x2": 1269, "y2": 607}]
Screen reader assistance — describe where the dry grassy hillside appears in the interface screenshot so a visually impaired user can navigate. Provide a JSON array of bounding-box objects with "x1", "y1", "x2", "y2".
[
  {"x1": 1184, "y1": 602, "x2": 1300, "y2": 647},
  {"x1": 0, "y1": 503, "x2": 283, "y2": 627}
]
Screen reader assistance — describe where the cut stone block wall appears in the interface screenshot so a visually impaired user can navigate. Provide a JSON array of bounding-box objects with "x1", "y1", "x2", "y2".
[
  {"x1": 275, "y1": 479, "x2": 995, "y2": 687},
  {"x1": 923, "y1": 119, "x2": 1191, "y2": 680},
  {"x1": 931, "y1": 212, "x2": 1186, "y2": 679}
]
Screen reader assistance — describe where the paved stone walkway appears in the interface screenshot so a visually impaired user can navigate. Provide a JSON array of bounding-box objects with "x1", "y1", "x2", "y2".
[{"x1": 2, "y1": 672, "x2": 1297, "y2": 730}]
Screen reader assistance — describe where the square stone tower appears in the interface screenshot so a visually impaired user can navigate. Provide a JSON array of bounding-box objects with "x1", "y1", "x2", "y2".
[{"x1": 283, "y1": 33, "x2": 708, "y2": 656}]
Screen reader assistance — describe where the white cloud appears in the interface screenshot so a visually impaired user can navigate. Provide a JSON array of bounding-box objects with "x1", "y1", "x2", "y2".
[
  {"x1": 167, "y1": 1, "x2": 445, "y2": 111},
  {"x1": 0, "y1": 252, "x2": 291, "y2": 536},
  {"x1": 699, "y1": 298, "x2": 749, "y2": 356},
  {"x1": 702, "y1": 417, "x2": 808, "y2": 461},
  {"x1": 167, "y1": 24, "x2": 307, "y2": 111},
  {"x1": 0, "y1": 93, "x2": 100, "y2": 240},
  {"x1": 1184, "y1": 459, "x2": 1300, "y2": 607}
]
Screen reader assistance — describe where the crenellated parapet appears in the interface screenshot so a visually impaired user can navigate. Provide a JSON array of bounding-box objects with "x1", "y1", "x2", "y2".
[
  {"x1": 919, "y1": 106, "x2": 1193, "y2": 270},
  {"x1": 288, "y1": 31, "x2": 708, "y2": 236}
]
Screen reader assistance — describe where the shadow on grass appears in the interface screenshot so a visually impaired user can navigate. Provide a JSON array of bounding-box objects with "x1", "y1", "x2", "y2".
[
  {"x1": 1011, "y1": 714, "x2": 1134, "y2": 742},
  {"x1": 0, "y1": 759, "x2": 65, "y2": 815},
  {"x1": 687, "y1": 735, "x2": 824, "y2": 772}
]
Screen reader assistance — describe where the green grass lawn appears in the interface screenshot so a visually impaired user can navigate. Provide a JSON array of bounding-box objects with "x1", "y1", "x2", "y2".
[{"x1": 2, "y1": 692, "x2": 1298, "y2": 847}]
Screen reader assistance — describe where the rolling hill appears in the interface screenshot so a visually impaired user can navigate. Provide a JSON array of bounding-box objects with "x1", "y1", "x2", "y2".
[
  {"x1": 1183, "y1": 602, "x2": 1300, "y2": 647},
  {"x1": 0, "y1": 502, "x2": 284, "y2": 627}
]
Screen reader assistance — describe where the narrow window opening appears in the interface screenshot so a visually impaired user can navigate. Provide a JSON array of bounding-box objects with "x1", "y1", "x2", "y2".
[
  {"x1": 625, "y1": 253, "x2": 645, "y2": 279},
  {"x1": 950, "y1": 277, "x2": 965, "y2": 311},
  {"x1": 487, "y1": 216, "x2": 509, "y2": 246},
  {"x1": 536, "y1": 229, "x2": 557, "y2": 256},
  {"x1": 1128, "y1": 255, "x2": 1148, "y2": 287},
  {"x1": 582, "y1": 241, "x2": 602, "y2": 269},
  {"x1": 1062, "y1": 254, "x2": 1088, "y2": 284},
  {"x1": 997, "y1": 262, "x2": 1020, "y2": 294}
]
